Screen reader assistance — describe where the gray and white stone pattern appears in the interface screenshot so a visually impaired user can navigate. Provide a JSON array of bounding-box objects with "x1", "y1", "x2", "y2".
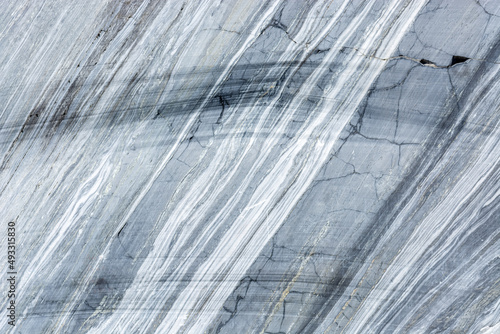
[{"x1": 1, "y1": 0, "x2": 500, "y2": 333}]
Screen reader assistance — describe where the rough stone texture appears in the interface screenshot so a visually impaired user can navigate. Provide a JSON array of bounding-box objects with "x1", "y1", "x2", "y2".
[{"x1": 1, "y1": 1, "x2": 500, "y2": 333}]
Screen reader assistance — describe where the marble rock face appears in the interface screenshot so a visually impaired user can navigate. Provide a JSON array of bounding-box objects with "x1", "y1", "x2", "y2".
[{"x1": 1, "y1": 0, "x2": 500, "y2": 333}]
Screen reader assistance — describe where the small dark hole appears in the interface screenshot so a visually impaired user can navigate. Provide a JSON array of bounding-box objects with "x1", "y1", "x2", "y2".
[
  {"x1": 420, "y1": 58, "x2": 433, "y2": 65},
  {"x1": 450, "y1": 55, "x2": 469, "y2": 66}
]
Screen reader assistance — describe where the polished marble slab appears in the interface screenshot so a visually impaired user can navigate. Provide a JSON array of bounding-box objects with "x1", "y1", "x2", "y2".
[{"x1": 1, "y1": 0, "x2": 500, "y2": 333}]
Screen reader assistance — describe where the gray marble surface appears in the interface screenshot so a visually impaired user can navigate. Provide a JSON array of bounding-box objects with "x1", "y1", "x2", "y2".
[{"x1": 1, "y1": 0, "x2": 500, "y2": 333}]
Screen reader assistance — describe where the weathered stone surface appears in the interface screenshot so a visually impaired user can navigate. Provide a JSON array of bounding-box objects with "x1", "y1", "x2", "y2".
[{"x1": 1, "y1": 1, "x2": 499, "y2": 333}]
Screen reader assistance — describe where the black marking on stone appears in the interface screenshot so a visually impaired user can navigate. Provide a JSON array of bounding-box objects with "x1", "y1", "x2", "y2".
[
  {"x1": 419, "y1": 58, "x2": 435, "y2": 65},
  {"x1": 450, "y1": 55, "x2": 470, "y2": 66}
]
